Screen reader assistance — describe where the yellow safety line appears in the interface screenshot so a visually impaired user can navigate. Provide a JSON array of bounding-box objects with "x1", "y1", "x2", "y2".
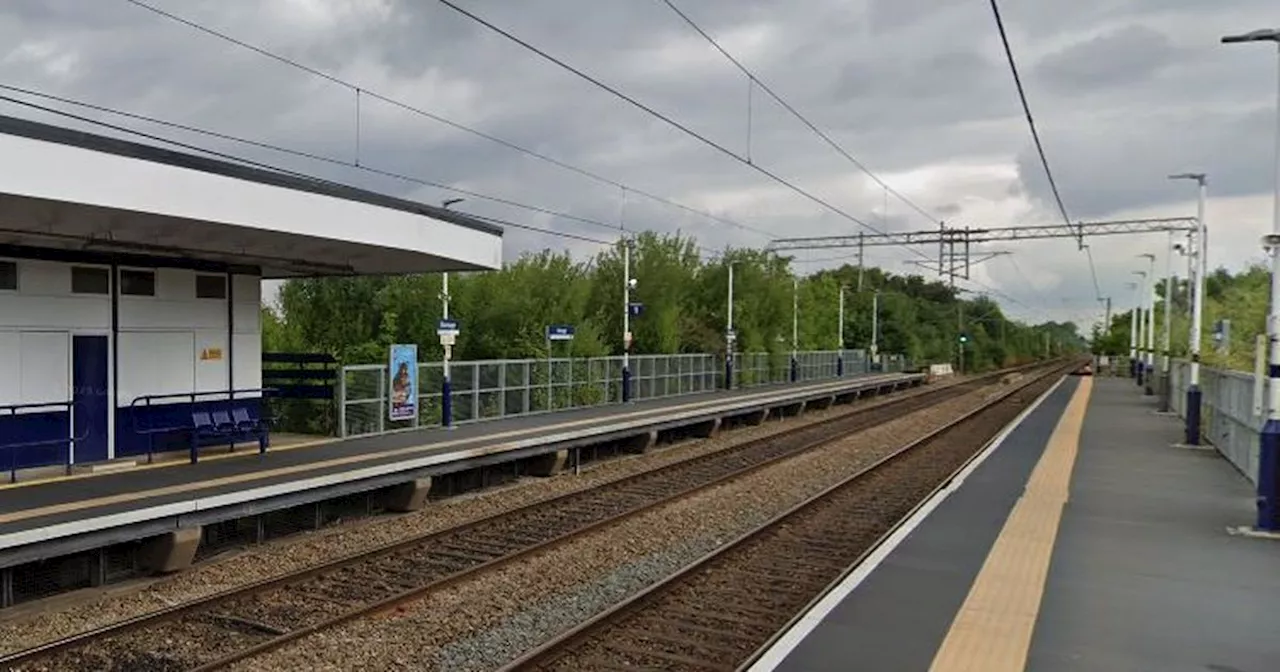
[
  {"x1": 0, "y1": 438, "x2": 338, "y2": 492},
  {"x1": 0, "y1": 380, "x2": 865, "y2": 493},
  {"x1": 928, "y1": 376, "x2": 1092, "y2": 672},
  {"x1": 0, "y1": 377, "x2": 898, "y2": 522}
]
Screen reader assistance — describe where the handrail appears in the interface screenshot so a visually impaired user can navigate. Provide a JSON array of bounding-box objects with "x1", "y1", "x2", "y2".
[
  {"x1": 128, "y1": 388, "x2": 277, "y2": 465},
  {"x1": 0, "y1": 400, "x2": 89, "y2": 483},
  {"x1": 127, "y1": 387, "x2": 278, "y2": 413}
]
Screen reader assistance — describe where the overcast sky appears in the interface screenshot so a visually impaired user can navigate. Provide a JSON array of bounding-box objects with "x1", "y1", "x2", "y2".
[{"x1": 1, "y1": 0, "x2": 1277, "y2": 329}]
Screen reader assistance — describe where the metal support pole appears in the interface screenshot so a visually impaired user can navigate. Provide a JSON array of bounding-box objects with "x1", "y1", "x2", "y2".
[
  {"x1": 790, "y1": 277, "x2": 799, "y2": 382},
  {"x1": 1262, "y1": 40, "x2": 1280, "y2": 530},
  {"x1": 871, "y1": 290, "x2": 880, "y2": 370},
  {"x1": 1134, "y1": 271, "x2": 1147, "y2": 386},
  {"x1": 622, "y1": 240, "x2": 632, "y2": 403},
  {"x1": 726, "y1": 263, "x2": 734, "y2": 389},
  {"x1": 1186, "y1": 231, "x2": 1195, "y2": 314},
  {"x1": 1188, "y1": 177, "x2": 1208, "y2": 444},
  {"x1": 1159, "y1": 232, "x2": 1174, "y2": 411},
  {"x1": 836, "y1": 284, "x2": 845, "y2": 377},
  {"x1": 857, "y1": 233, "x2": 864, "y2": 292},
  {"x1": 1129, "y1": 279, "x2": 1140, "y2": 380},
  {"x1": 1142, "y1": 254, "x2": 1156, "y2": 395},
  {"x1": 441, "y1": 271, "x2": 452, "y2": 428},
  {"x1": 1221, "y1": 30, "x2": 1280, "y2": 530}
]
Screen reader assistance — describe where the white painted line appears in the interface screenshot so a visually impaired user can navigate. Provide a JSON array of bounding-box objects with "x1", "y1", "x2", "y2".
[
  {"x1": 745, "y1": 375, "x2": 1068, "y2": 672},
  {"x1": 0, "y1": 375, "x2": 919, "y2": 551}
]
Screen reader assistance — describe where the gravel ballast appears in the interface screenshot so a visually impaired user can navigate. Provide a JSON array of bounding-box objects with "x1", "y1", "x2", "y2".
[
  {"x1": 229, "y1": 378, "x2": 1013, "y2": 671},
  {"x1": 0, "y1": 378, "x2": 961, "y2": 656}
]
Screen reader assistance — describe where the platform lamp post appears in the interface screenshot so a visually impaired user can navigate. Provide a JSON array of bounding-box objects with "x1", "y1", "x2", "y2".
[
  {"x1": 440, "y1": 197, "x2": 465, "y2": 428},
  {"x1": 1169, "y1": 172, "x2": 1208, "y2": 440},
  {"x1": 622, "y1": 237, "x2": 636, "y2": 403},
  {"x1": 791, "y1": 276, "x2": 800, "y2": 382},
  {"x1": 1131, "y1": 271, "x2": 1147, "y2": 385},
  {"x1": 725, "y1": 262, "x2": 735, "y2": 389},
  {"x1": 1125, "y1": 281, "x2": 1139, "y2": 378},
  {"x1": 836, "y1": 283, "x2": 846, "y2": 377},
  {"x1": 1139, "y1": 253, "x2": 1157, "y2": 395},
  {"x1": 1158, "y1": 232, "x2": 1176, "y2": 411},
  {"x1": 871, "y1": 289, "x2": 880, "y2": 372},
  {"x1": 1222, "y1": 28, "x2": 1280, "y2": 530}
]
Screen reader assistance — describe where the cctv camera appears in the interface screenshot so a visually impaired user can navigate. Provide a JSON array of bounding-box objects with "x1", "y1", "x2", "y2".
[
  {"x1": 1173, "y1": 243, "x2": 1184, "y2": 252},
  {"x1": 1264, "y1": 233, "x2": 1280, "y2": 254},
  {"x1": 628, "y1": 278, "x2": 638, "y2": 289}
]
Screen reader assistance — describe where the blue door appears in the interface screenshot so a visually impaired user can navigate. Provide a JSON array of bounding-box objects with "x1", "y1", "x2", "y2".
[{"x1": 72, "y1": 335, "x2": 109, "y2": 463}]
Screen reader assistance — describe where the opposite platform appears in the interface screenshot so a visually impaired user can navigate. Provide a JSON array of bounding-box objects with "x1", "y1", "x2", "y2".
[
  {"x1": 0, "y1": 372, "x2": 920, "y2": 569},
  {"x1": 756, "y1": 375, "x2": 1278, "y2": 672}
]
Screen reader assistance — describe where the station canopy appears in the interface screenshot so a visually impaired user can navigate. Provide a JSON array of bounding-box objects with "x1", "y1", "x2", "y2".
[{"x1": 0, "y1": 115, "x2": 504, "y2": 278}]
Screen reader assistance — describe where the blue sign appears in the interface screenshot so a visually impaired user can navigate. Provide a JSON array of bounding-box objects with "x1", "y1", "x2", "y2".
[
  {"x1": 388, "y1": 344, "x2": 418, "y2": 421},
  {"x1": 628, "y1": 302, "x2": 645, "y2": 317},
  {"x1": 547, "y1": 324, "x2": 576, "y2": 341},
  {"x1": 437, "y1": 319, "x2": 460, "y2": 334}
]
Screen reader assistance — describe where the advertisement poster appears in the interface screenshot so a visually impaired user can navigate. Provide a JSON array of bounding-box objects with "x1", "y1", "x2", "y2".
[{"x1": 388, "y1": 344, "x2": 418, "y2": 422}]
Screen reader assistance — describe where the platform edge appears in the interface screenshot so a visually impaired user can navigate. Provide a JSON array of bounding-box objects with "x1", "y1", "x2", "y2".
[{"x1": 743, "y1": 373, "x2": 1069, "y2": 672}]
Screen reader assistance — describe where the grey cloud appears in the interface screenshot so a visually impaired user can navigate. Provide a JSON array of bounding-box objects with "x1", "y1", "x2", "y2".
[
  {"x1": 1036, "y1": 25, "x2": 1183, "y2": 92},
  {"x1": 1016, "y1": 105, "x2": 1275, "y2": 220},
  {"x1": 0, "y1": 0, "x2": 1277, "y2": 328}
]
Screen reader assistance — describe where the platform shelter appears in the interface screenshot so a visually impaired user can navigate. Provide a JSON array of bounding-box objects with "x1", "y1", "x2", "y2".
[{"x1": 0, "y1": 115, "x2": 503, "y2": 472}]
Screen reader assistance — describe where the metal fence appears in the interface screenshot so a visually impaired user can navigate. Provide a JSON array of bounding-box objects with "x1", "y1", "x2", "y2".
[
  {"x1": 339, "y1": 350, "x2": 906, "y2": 439},
  {"x1": 1169, "y1": 360, "x2": 1260, "y2": 484}
]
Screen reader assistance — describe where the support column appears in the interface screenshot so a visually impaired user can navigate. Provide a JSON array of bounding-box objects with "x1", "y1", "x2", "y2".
[
  {"x1": 527, "y1": 449, "x2": 570, "y2": 477},
  {"x1": 691, "y1": 418, "x2": 722, "y2": 439},
  {"x1": 386, "y1": 477, "x2": 433, "y2": 512},
  {"x1": 625, "y1": 430, "x2": 658, "y2": 454},
  {"x1": 138, "y1": 526, "x2": 203, "y2": 574}
]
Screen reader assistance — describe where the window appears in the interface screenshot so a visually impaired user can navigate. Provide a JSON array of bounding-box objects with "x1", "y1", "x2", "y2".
[
  {"x1": 0, "y1": 261, "x2": 15, "y2": 291},
  {"x1": 71, "y1": 266, "x2": 110, "y2": 295},
  {"x1": 195, "y1": 274, "x2": 227, "y2": 299},
  {"x1": 119, "y1": 269, "x2": 155, "y2": 296}
]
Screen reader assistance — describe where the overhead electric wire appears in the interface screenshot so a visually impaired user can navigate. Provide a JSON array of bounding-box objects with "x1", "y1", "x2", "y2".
[
  {"x1": 0, "y1": 83, "x2": 635, "y2": 240},
  {"x1": 1083, "y1": 244, "x2": 1103, "y2": 300},
  {"x1": 986, "y1": 0, "x2": 1073, "y2": 241},
  {"x1": 657, "y1": 0, "x2": 943, "y2": 228},
  {"x1": 430, "y1": 0, "x2": 935, "y2": 261},
  {"x1": 0, "y1": 92, "x2": 616, "y2": 247},
  {"x1": 987, "y1": 0, "x2": 1102, "y2": 303},
  {"x1": 120, "y1": 0, "x2": 774, "y2": 241}
]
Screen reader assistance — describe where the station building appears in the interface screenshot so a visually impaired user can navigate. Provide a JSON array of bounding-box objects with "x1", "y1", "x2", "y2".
[{"x1": 0, "y1": 115, "x2": 503, "y2": 470}]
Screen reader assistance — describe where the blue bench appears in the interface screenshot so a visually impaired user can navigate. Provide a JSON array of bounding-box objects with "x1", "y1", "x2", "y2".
[
  {"x1": 129, "y1": 389, "x2": 276, "y2": 465},
  {"x1": 191, "y1": 406, "x2": 269, "y2": 459}
]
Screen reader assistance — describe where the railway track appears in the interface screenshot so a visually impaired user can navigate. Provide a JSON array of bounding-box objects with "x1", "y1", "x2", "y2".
[
  {"x1": 0, "y1": 364, "x2": 1050, "y2": 672},
  {"x1": 497, "y1": 361, "x2": 1072, "y2": 672}
]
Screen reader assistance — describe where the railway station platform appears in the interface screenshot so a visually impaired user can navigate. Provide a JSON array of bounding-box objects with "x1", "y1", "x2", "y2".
[
  {"x1": 0, "y1": 372, "x2": 921, "y2": 583},
  {"x1": 752, "y1": 375, "x2": 1279, "y2": 672}
]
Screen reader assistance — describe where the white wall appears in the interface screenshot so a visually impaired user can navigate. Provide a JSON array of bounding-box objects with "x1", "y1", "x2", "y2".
[
  {"x1": 0, "y1": 260, "x2": 106, "y2": 408},
  {"x1": 19, "y1": 331, "x2": 69, "y2": 408},
  {"x1": 233, "y1": 274, "x2": 263, "y2": 395},
  {"x1": 0, "y1": 259, "x2": 263, "y2": 409},
  {"x1": 117, "y1": 268, "x2": 258, "y2": 405},
  {"x1": 0, "y1": 331, "x2": 70, "y2": 411},
  {"x1": 0, "y1": 260, "x2": 110, "y2": 331}
]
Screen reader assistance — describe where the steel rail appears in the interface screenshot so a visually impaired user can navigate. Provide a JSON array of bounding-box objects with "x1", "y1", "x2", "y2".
[
  {"x1": 1, "y1": 362, "x2": 1047, "y2": 671},
  {"x1": 495, "y1": 360, "x2": 1076, "y2": 671}
]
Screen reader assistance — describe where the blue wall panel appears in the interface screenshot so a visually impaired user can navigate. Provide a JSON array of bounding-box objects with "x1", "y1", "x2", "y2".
[
  {"x1": 116, "y1": 397, "x2": 265, "y2": 458},
  {"x1": 0, "y1": 411, "x2": 72, "y2": 470}
]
